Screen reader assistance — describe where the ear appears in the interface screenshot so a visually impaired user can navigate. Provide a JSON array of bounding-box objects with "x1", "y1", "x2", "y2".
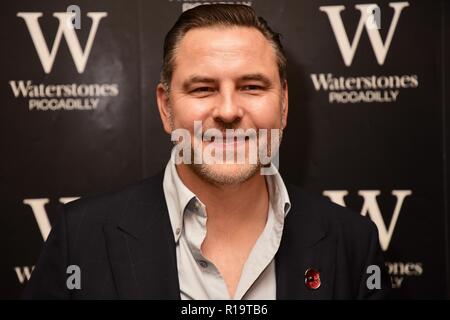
[
  {"x1": 156, "y1": 83, "x2": 173, "y2": 134},
  {"x1": 281, "y1": 80, "x2": 288, "y2": 129}
]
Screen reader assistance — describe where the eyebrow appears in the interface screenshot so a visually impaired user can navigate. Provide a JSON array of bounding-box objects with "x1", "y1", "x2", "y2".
[
  {"x1": 182, "y1": 73, "x2": 273, "y2": 91},
  {"x1": 182, "y1": 76, "x2": 217, "y2": 92},
  {"x1": 238, "y1": 73, "x2": 273, "y2": 87}
]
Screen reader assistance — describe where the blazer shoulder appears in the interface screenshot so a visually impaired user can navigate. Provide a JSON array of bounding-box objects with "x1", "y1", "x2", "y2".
[
  {"x1": 61, "y1": 173, "x2": 165, "y2": 229},
  {"x1": 286, "y1": 183, "x2": 378, "y2": 237}
]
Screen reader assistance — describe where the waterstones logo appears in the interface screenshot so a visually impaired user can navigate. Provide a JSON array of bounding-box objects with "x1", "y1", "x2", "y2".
[
  {"x1": 323, "y1": 191, "x2": 424, "y2": 289},
  {"x1": 310, "y1": 73, "x2": 419, "y2": 104},
  {"x1": 314, "y1": 2, "x2": 418, "y2": 104},
  {"x1": 13, "y1": 11, "x2": 118, "y2": 111},
  {"x1": 9, "y1": 80, "x2": 119, "y2": 111}
]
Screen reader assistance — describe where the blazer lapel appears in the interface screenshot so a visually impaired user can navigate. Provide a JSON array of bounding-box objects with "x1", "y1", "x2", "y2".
[
  {"x1": 103, "y1": 174, "x2": 180, "y2": 299},
  {"x1": 102, "y1": 177, "x2": 338, "y2": 299},
  {"x1": 276, "y1": 186, "x2": 337, "y2": 299}
]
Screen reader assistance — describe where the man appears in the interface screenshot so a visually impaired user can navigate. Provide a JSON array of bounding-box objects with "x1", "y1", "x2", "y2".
[{"x1": 23, "y1": 4, "x2": 390, "y2": 299}]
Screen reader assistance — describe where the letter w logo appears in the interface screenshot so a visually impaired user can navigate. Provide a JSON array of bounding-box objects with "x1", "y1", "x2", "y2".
[
  {"x1": 23, "y1": 197, "x2": 79, "y2": 241},
  {"x1": 17, "y1": 12, "x2": 107, "y2": 73},
  {"x1": 319, "y1": 2, "x2": 409, "y2": 66},
  {"x1": 323, "y1": 190, "x2": 412, "y2": 251}
]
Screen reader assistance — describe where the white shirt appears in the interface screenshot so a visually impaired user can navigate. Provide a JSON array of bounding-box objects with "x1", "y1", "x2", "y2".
[{"x1": 162, "y1": 152, "x2": 291, "y2": 299}]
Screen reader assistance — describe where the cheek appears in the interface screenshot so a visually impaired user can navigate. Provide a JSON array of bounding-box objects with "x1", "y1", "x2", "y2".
[
  {"x1": 245, "y1": 97, "x2": 283, "y2": 129},
  {"x1": 171, "y1": 98, "x2": 210, "y2": 129}
]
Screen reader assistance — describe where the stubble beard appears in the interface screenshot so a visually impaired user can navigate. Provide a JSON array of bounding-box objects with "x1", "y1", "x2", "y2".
[{"x1": 168, "y1": 104, "x2": 283, "y2": 186}]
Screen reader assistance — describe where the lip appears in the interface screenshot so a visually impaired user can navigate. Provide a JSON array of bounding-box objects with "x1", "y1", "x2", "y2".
[{"x1": 205, "y1": 136, "x2": 249, "y2": 149}]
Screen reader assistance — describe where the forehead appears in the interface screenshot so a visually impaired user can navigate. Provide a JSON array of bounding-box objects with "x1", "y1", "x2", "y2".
[{"x1": 173, "y1": 26, "x2": 279, "y2": 79}]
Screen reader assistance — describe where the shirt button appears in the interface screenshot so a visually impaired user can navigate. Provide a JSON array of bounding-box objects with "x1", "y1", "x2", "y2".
[
  {"x1": 175, "y1": 228, "x2": 181, "y2": 235},
  {"x1": 198, "y1": 260, "x2": 208, "y2": 268}
]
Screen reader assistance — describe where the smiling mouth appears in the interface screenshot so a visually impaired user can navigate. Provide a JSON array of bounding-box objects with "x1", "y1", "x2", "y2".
[{"x1": 206, "y1": 135, "x2": 252, "y2": 147}]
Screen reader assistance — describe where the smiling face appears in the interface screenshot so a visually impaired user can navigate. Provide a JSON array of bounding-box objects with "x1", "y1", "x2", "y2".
[{"x1": 157, "y1": 26, "x2": 288, "y2": 185}]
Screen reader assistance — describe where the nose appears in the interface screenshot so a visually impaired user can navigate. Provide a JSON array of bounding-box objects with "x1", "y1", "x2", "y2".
[{"x1": 212, "y1": 90, "x2": 244, "y2": 124}]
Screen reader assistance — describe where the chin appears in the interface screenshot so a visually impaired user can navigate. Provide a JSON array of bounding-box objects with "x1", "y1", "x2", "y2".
[{"x1": 191, "y1": 162, "x2": 260, "y2": 186}]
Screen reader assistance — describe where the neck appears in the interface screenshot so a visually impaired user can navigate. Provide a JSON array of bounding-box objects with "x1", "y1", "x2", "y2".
[{"x1": 176, "y1": 164, "x2": 269, "y2": 230}]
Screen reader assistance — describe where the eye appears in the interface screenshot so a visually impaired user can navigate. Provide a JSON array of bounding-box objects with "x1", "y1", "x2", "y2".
[
  {"x1": 189, "y1": 87, "x2": 216, "y2": 97},
  {"x1": 191, "y1": 87, "x2": 215, "y2": 93},
  {"x1": 241, "y1": 85, "x2": 264, "y2": 92}
]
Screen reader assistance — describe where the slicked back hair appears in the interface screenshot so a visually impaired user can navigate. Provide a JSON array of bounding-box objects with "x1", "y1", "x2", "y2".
[{"x1": 160, "y1": 4, "x2": 287, "y2": 90}]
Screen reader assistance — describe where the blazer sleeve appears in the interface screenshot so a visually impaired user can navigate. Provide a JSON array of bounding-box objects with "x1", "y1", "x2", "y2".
[
  {"x1": 357, "y1": 221, "x2": 391, "y2": 299},
  {"x1": 21, "y1": 204, "x2": 71, "y2": 299}
]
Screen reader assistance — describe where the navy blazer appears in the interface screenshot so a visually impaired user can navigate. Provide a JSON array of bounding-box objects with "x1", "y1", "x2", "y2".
[{"x1": 22, "y1": 173, "x2": 391, "y2": 299}]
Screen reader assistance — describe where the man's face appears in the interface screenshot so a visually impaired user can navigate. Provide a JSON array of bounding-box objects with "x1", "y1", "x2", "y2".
[{"x1": 157, "y1": 26, "x2": 288, "y2": 185}]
